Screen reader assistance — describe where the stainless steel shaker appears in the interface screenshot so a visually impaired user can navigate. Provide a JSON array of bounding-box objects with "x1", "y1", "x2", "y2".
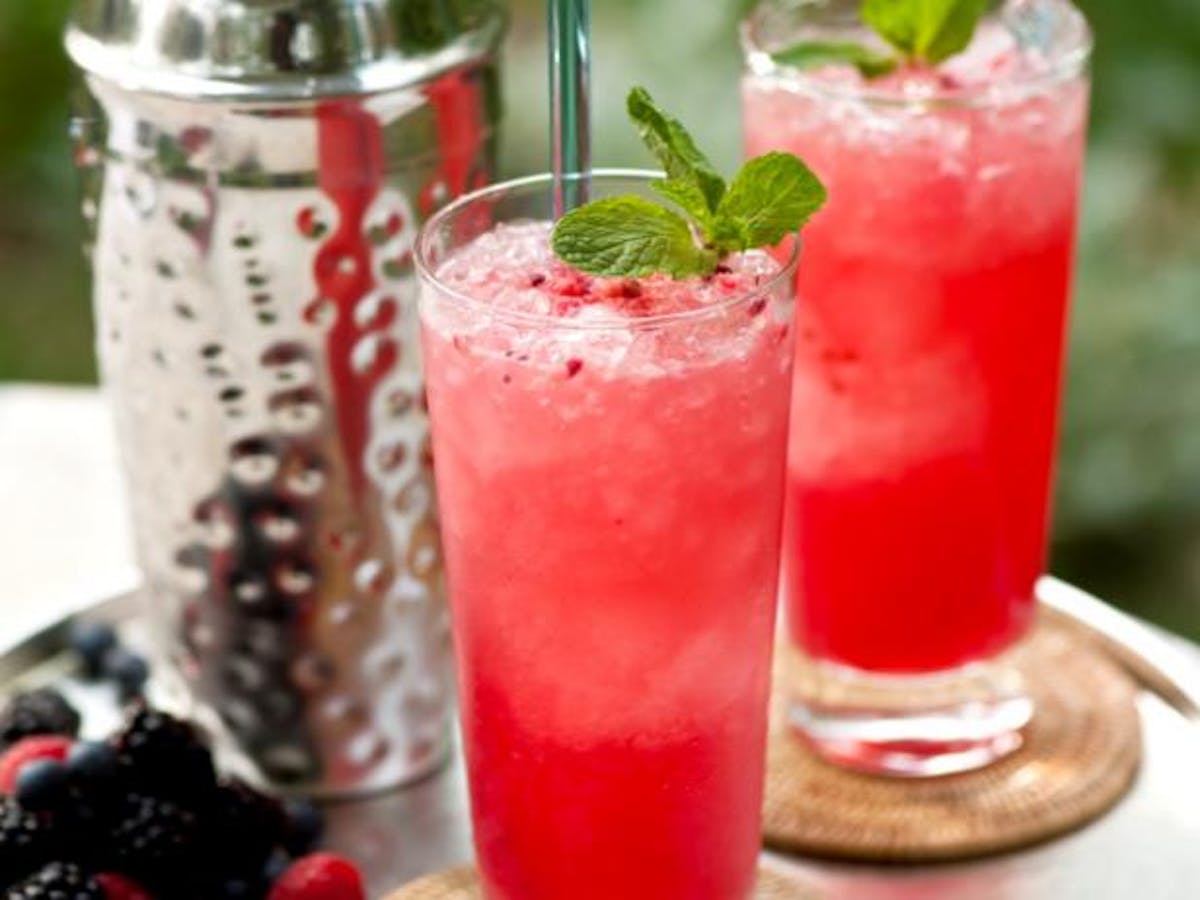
[{"x1": 66, "y1": 0, "x2": 504, "y2": 796}]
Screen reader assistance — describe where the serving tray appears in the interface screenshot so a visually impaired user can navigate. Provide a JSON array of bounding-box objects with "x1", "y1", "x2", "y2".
[{"x1": 2, "y1": 577, "x2": 1198, "y2": 899}]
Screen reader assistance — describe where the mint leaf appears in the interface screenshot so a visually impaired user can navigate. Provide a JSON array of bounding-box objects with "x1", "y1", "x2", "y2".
[
  {"x1": 626, "y1": 87, "x2": 726, "y2": 214},
  {"x1": 551, "y1": 196, "x2": 718, "y2": 279},
  {"x1": 861, "y1": 0, "x2": 920, "y2": 58},
  {"x1": 713, "y1": 152, "x2": 827, "y2": 252},
  {"x1": 862, "y1": 0, "x2": 988, "y2": 65},
  {"x1": 916, "y1": 0, "x2": 988, "y2": 64},
  {"x1": 650, "y1": 178, "x2": 716, "y2": 233},
  {"x1": 548, "y1": 86, "x2": 826, "y2": 279},
  {"x1": 772, "y1": 41, "x2": 898, "y2": 78}
]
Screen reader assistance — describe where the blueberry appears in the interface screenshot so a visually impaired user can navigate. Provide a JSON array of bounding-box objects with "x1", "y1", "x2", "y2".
[
  {"x1": 103, "y1": 648, "x2": 150, "y2": 700},
  {"x1": 262, "y1": 850, "x2": 291, "y2": 884},
  {"x1": 67, "y1": 740, "x2": 119, "y2": 786},
  {"x1": 281, "y1": 798, "x2": 325, "y2": 856},
  {"x1": 219, "y1": 876, "x2": 257, "y2": 898},
  {"x1": 15, "y1": 759, "x2": 69, "y2": 812},
  {"x1": 69, "y1": 621, "x2": 118, "y2": 680}
]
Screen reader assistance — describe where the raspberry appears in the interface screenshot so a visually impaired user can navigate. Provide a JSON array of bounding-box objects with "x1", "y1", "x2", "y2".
[
  {"x1": 6, "y1": 862, "x2": 102, "y2": 899},
  {"x1": 266, "y1": 853, "x2": 365, "y2": 900},
  {"x1": 0, "y1": 690, "x2": 81, "y2": 750},
  {"x1": 0, "y1": 736, "x2": 73, "y2": 793},
  {"x1": 95, "y1": 873, "x2": 153, "y2": 900},
  {"x1": 545, "y1": 269, "x2": 591, "y2": 298},
  {"x1": 597, "y1": 278, "x2": 643, "y2": 301}
]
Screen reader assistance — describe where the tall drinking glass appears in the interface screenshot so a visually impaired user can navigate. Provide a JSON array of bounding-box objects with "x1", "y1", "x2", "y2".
[
  {"x1": 415, "y1": 172, "x2": 797, "y2": 899},
  {"x1": 742, "y1": 0, "x2": 1092, "y2": 776}
]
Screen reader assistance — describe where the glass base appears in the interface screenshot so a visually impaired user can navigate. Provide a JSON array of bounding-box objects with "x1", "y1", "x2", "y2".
[{"x1": 789, "y1": 653, "x2": 1033, "y2": 777}]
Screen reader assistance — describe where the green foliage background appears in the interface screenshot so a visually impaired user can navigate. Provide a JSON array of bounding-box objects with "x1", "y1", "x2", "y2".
[{"x1": 1, "y1": 0, "x2": 1198, "y2": 637}]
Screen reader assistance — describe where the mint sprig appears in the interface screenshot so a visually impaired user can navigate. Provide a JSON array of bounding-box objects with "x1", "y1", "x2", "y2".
[
  {"x1": 627, "y1": 87, "x2": 726, "y2": 218},
  {"x1": 713, "y1": 152, "x2": 827, "y2": 250},
  {"x1": 772, "y1": 41, "x2": 898, "y2": 79},
  {"x1": 550, "y1": 197, "x2": 718, "y2": 279},
  {"x1": 770, "y1": 0, "x2": 989, "y2": 78},
  {"x1": 551, "y1": 88, "x2": 825, "y2": 279},
  {"x1": 863, "y1": 0, "x2": 988, "y2": 64}
]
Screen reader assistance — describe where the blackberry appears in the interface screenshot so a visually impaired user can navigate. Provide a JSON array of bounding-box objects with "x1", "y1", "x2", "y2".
[
  {"x1": 197, "y1": 779, "x2": 284, "y2": 875},
  {"x1": 5, "y1": 862, "x2": 102, "y2": 900},
  {"x1": 0, "y1": 691, "x2": 81, "y2": 750},
  {"x1": 111, "y1": 794, "x2": 197, "y2": 886},
  {"x1": 114, "y1": 707, "x2": 216, "y2": 802},
  {"x1": 0, "y1": 798, "x2": 61, "y2": 889}
]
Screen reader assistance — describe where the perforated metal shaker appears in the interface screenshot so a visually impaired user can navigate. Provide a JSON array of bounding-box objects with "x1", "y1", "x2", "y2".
[{"x1": 66, "y1": 0, "x2": 504, "y2": 796}]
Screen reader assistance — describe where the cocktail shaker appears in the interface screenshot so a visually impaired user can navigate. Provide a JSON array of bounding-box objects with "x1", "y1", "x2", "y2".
[{"x1": 66, "y1": 0, "x2": 504, "y2": 796}]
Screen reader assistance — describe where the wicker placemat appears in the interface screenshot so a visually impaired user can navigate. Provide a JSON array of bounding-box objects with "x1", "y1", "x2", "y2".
[
  {"x1": 386, "y1": 865, "x2": 819, "y2": 899},
  {"x1": 764, "y1": 617, "x2": 1142, "y2": 861}
]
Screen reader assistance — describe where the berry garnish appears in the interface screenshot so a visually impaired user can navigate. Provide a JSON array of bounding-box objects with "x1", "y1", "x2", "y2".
[
  {"x1": 0, "y1": 735, "x2": 73, "y2": 793},
  {"x1": 267, "y1": 853, "x2": 365, "y2": 900},
  {"x1": 0, "y1": 689, "x2": 81, "y2": 750},
  {"x1": 7, "y1": 861, "x2": 102, "y2": 899},
  {"x1": 95, "y1": 872, "x2": 153, "y2": 900},
  {"x1": 114, "y1": 707, "x2": 215, "y2": 802},
  {"x1": 217, "y1": 874, "x2": 259, "y2": 898},
  {"x1": 14, "y1": 759, "x2": 70, "y2": 813},
  {"x1": 280, "y1": 799, "x2": 325, "y2": 857},
  {"x1": 0, "y1": 796, "x2": 62, "y2": 887},
  {"x1": 0, "y1": 698, "x2": 337, "y2": 897},
  {"x1": 70, "y1": 622, "x2": 119, "y2": 681},
  {"x1": 102, "y1": 649, "x2": 150, "y2": 702},
  {"x1": 262, "y1": 852, "x2": 291, "y2": 885},
  {"x1": 66, "y1": 741, "x2": 120, "y2": 789},
  {"x1": 111, "y1": 794, "x2": 197, "y2": 887},
  {"x1": 197, "y1": 779, "x2": 285, "y2": 875}
]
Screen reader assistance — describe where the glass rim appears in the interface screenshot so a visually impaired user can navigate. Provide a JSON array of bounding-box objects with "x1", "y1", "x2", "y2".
[
  {"x1": 739, "y1": 0, "x2": 1093, "y2": 110},
  {"x1": 413, "y1": 168, "x2": 801, "y2": 333}
]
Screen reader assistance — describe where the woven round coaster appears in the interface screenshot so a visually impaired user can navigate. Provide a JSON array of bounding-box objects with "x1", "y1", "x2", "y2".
[
  {"x1": 386, "y1": 865, "x2": 818, "y2": 899},
  {"x1": 764, "y1": 617, "x2": 1142, "y2": 861}
]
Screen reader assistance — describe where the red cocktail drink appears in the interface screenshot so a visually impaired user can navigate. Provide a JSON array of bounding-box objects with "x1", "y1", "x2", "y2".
[
  {"x1": 743, "y1": 0, "x2": 1091, "y2": 774},
  {"x1": 416, "y1": 173, "x2": 797, "y2": 897}
]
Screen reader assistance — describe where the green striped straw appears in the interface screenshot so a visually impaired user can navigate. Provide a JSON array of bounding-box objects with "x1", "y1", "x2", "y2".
[{"x1": 548, "y1": 0, "x2": 591, "y2": 215}]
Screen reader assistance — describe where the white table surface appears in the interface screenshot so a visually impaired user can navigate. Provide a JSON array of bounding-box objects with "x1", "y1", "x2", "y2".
[{"x1": 0, "y1": 384, "x2": 139, "y2": 646}]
